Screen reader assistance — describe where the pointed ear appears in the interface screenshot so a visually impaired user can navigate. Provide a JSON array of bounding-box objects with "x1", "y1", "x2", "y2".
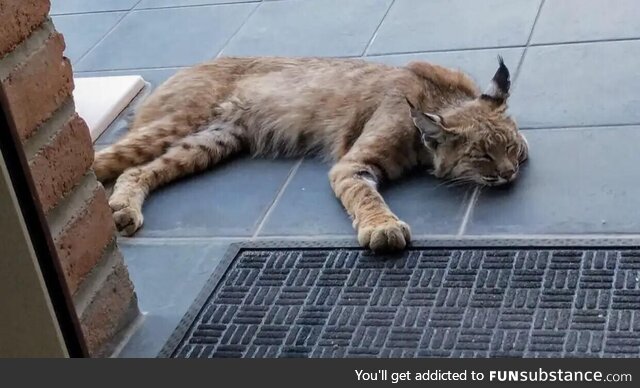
[
  {"x1": 405, "y1": 98, "x2": 446, "y2": 143},
  {"x1": 481, "y1": 56, "x2": 510, "y2": 105}
]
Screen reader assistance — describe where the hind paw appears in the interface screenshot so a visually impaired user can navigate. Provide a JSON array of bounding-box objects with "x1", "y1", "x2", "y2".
[{"x1": 111, "y1": 205, "x2": 144, "y2": 236}]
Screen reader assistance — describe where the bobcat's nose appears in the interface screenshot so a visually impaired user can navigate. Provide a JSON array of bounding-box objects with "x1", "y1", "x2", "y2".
[{"x1": 499, "y1": 168, "x2": 517, "y2": 182}]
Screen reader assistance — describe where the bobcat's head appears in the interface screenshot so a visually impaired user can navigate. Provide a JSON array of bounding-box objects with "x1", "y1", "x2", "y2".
[{"x1": 409, "y1": 58, "x2": 528, "y2": 186}]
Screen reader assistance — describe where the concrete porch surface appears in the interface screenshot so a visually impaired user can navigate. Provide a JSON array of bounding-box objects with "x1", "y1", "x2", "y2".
[{"x1": 50, "y1": 0, "x2": 640, "y2": 357}]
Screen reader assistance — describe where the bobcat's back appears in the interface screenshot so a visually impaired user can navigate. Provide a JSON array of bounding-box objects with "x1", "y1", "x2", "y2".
[{"x1": 134, "y1": 57, "x2": 432, "y2": 160}]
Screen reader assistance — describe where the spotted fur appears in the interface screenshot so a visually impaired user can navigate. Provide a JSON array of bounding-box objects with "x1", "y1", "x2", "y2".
[{"x1": 94, "y1": 56, "x2": 528, "y2": 251}]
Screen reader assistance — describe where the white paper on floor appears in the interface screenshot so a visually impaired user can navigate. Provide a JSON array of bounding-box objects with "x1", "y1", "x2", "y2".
[{"x1": 73, "y1": 75, "x2": 146, "y2": 141}]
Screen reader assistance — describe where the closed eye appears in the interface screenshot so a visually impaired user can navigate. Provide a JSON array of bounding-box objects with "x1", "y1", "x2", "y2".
[
  {"x1": 516, "y1": 143, "x2": 528, "y2": 162},
  {"x1": 471, "y1": 154, "x2": 494, "y2": 162},
  {"x1": 507, "y1": 145, "x2": 519, "y2": 156}
]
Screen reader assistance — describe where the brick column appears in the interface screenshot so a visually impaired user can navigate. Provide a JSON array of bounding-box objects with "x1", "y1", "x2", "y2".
[{"x1": 0, "y1": 0, "x2": 139, "y2": 356}]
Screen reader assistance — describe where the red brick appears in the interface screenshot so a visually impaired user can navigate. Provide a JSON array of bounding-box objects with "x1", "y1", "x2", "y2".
[
  {"x1": 2, "y1": 27, "x2": 73, "y2": 141},
  {"x1": 0, "y1": 0, "x2": 50, "y2": 58},
  {"x1": 1, "y1": 0, "x2": 139, "y2": 356},
  {"x1": 52, "y1": 181, "x2": 116, "y2": 294},
  {"x1": 79, "y1": 257, "x2": 138, "y2": 356},
  {"x1": 29, "y1": 113, "x2": 94, "y2": 213}
]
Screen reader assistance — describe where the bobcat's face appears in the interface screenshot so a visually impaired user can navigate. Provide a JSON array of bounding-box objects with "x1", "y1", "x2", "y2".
[
  {"x1": 426, "y1": 102, "x2": 528, "y2": 186},
  {"x1": 409, "y1": 58, "x2": 528, "y2": 186}
]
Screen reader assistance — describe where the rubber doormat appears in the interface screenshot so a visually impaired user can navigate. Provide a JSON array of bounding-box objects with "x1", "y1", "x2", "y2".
[{"x1": 159, "y1": 239, "x2": 640, "y2": 358}]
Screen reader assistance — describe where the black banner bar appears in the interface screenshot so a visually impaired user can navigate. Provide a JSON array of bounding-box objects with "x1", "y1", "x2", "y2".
[{"x1": 0, "y1": 359, "x2": 635, "y2": 387}]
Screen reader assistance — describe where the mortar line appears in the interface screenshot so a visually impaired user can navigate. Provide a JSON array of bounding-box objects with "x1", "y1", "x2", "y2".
[
  {"x1": 362, "y1": 0, "x2": 396, "y2": 56},
  {"x1": 457, "y1": 187, "x2": 481, "y2": 236},
  {"x1": 251, "y1": 158, "x2": 304, "y2": 239}
]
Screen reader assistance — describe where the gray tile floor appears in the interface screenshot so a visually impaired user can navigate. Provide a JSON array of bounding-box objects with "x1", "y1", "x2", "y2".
[{"x1": 49, "y1": 0, "x2": 640, "y2": 357}]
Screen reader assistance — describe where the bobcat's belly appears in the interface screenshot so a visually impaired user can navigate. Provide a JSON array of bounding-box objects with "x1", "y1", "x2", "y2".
[
  {"x1": 226, "y1": 63, "x2": 388, "y2": 158},
  {"x1": 237, "y1": 87, "x2": 371, "y2": 158},
  {"x1": 240, "y1": 105, "x2": 352, "y2": 158}
]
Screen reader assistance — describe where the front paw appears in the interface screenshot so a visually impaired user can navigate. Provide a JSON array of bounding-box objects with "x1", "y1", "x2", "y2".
[
  {"x1": 109, "y1": 200, "x2": 143, "y2": 236},
  {"x1": 357, "y1": 218, "x2": 411, "y2": 252}
]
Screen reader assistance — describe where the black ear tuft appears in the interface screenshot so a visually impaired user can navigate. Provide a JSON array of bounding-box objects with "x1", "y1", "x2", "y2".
[
  {"x1": 494, "y1": 55, "x2": 511, "y2": 94},
  {"x1": 481, "y1": 55, "x2": 511, "y2": 104}
]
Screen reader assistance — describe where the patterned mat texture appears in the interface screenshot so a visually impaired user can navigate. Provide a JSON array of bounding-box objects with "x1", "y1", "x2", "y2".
[{"x1": 160, "y1": 246, "x2": 640, "y2": 358}]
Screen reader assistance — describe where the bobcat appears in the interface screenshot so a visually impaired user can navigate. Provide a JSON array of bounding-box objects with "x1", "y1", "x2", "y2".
[{"x1": 94, "y1": 56, "x2": 528, "y2": 252}]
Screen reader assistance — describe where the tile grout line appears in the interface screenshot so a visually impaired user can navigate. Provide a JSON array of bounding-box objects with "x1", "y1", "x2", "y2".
[
  {"x1": 73, "y1": 0, "x2": 145, "y2": 67},
  {"x1": 457, "y1": 186, "x2": 481, "y2": 236},
  {"x1": 365, "y1": 44, "x2": 527, "y2": 58},
  {"x1": 215, "y1": 0, "x2": 263, "y2": 58},
  {"x1": 513, "y1": 0, "x2": 545, "y2": 85},
  {"x1": 51, "y1": 9, "x2": 131, "y2": 17},
  {"x1": 530, "y1": 36, "x2": 640, "y2": 47},
  {"x1": 135, "y1": 1, "x2": 262, "y2": 12},
  {"x1": 362, "y1": 0, "x2": 396, "y2": 56},
  {"x1": 75, "y1": 66, "x2": 188, "y2": 74},
  {"x1": 73, "y1": 0, "x2": 262, "y2": 73},
  {"x1": 50, "y1": 0, "x2": 263, "y2": 16},
  {"x1": 117, "y1": 233, "x2": 640, "y2": 244},
  {"x1": 251, "y1": 158, "x2": 304, "y2": 239},
  {"x1": 60, "y1": 11, "x2": 128, "y2": 64},
  {"x1": 520, "y1": 122, "x2": 640, "y2": 130},
  {"x1": 118, "y1": 234, "x2": 351, "y2": 245},
  {"x1": 364, "y1": 35, "x2": 640, "y2": 60},
  {"x1": 72, "y1": 38, "x2": 640, "y2": 74}
]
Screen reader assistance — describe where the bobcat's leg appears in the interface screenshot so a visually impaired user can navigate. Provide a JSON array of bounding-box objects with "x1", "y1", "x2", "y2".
[
  {"x1": 330, "y1": 159, "x2": 411, "y2": 252},
  {"x1": 109, "y1": 123, "x2": 245, "y2": 235},
  {"x1": 94, "y1": 119, "x2": 189, "y2": 182},
  {"x1": 329, "y1": 97, "x2": 419, "y2": 252}
]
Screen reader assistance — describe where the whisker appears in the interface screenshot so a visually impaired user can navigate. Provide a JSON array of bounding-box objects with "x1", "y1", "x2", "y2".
[
  {"x1": 436, "y1": 175, "x2": 477, "y2": 189},
  {"x1": 435, "y1": 177, "x2": 462, "y2": 189}
]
